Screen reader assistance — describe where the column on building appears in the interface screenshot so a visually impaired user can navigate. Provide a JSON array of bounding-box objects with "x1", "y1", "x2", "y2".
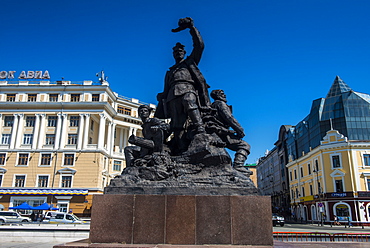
[
  {"x1": 119, "y1": 127, "x2": 125, "y2": 153},
  {"x1": 37, "y1": 114, "x2": 46, "y2": 149},
  {"x1": 106, "y1": 121, "x2": 112, "y2": 153},
  {"x1": 54, "y1": 114, "x2": 63, "y2": 150},
  {"x1": 59, "y1": 114, "x2": 68, "y2": 149},
  {"x1": 32, "y1": 114, "x2": 41, "y2": 149},
  {"x1": 77, "y1": 114, "x2": 85, "y2": 150},
  {"x1": 82, "y1": 114, "x2": 90, "y2": 149},
  {"x1": 14, "y1": 114, "x2": 24, "y2": 148},
  {"x1": 0, "y1": 114, "x2": 3, "y2": 139},
  {"x1": 98, "y1": 114, "x2": 107, "y2": 150},
  {"x1": 109, "y1": 122, "x2": 116, "y2": 154}
]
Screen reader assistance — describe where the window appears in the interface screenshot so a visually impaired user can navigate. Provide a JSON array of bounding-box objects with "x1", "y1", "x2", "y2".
[
  {"x1": 367, "y1": 179, "x2": 370, "y2": 191},
  {"x1": 45, "y1": 134, "x2": 55, "y2": 145},
  {"x1": 308, "y1": 164, "x2": 311, "y2": 175},
  {"x1": 6, "y1": 94, "x2": 16, "y2": 102},
  {"x1": 47, "y1": 116, "x2": 58, "y2": 127},
  {"x1": 26, "y1": 116, "x2": 36, "y2": 127},
  {"x1": 301, "y1": 187, "x2": 305, "y2": 197},
  {"x1": 113, "y1": 160, "x2": 122, "y2": 171},
  {"x1": 70, "y1": 94, "x2": 80, "y2": 102},
  {"x1": 300, "y1": 167, "x2": 304, "y2": 177},
  {"x1": 63, "y1": 154, "x2": 75, "y2": 166},
  {"x1": 23, "y1": 134, "x2": 33, "y2": 145},
  {"x1": 14, "y1": 175, "x2": 25, "y2": 187},
  {"x1": 69, "y1": 116, "x2": 79, "y2": 127},
  {"x1": 17, "y1": 153, "x2": 29, "y2": 166},
  {"x1": 310, "y1": 184, "x2": 313, "y2": 195},
  {"x1": 4, "y1": 116, "x2": 14, "y2": 127},
  {"x1": 90, "y1": 120, "x2": 94, "y2": 131},
  {"x1": 336, "y1": 204, "x2": 349, "y2": 218},
  {"x1": 92, "y1": 94, "x2": 100, "y2": 101},
  {"x1": 67, "y1": 134, "x2": 78, "y2": 145},
  {"x1": 49, "y1": 94, "x2": 59, "y2": 102},
  {"x1": 294, "y1": 169, "x2": 297, "y2": 179},
  {"x1": 0, "y1": 153, "x2": 6, "y2": 165},
  {"x1": 117, "y1": 106, "x2": 131, "y2": 115},
  {"x1": 1, "y1": 134, "x2": 11, "y2": 145},
  {"x1": 37, "y1": 175, "x2": 49, "y2": 187},
  {"x1": 289, "y1": 171, "x2": 292, "y2": 181},
  {"x1": 61, "y1": 176, "x2": 72, "y2": 188},
  {"x1": 335, "y1": 179, "x2": 344, "y2": 192},
  {"x1": 295, "y1": 188, "x2": 299, "y2": 198},
  {"x1": 364, "y1": 154, "x2": 370, "y2": 166},
  {"x1": 57, "y1": 203, "x2": 68, "y2": 213},
  {"x1": 27, "y1": 94, "x2": 37, "y2": 102},
  {"x1": 66, "y1": 215, "x2": 74, "y2": 220},
  {"x1": 315, "y1": 160, "x2": 319, "y2": 171},
  {"x1": 332, "y1": 155, "x2": 341, "y2": 168},
  {"x1": 0, "y1": 175, "x2": 2, "y2": 187},
  {"x1": 40, "y1": 153, "x2": 52, "y2": 166}
]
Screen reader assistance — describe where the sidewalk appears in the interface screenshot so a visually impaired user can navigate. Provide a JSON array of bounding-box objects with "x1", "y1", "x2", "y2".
[{"x1": 274, "y1": 223, "x2": 370, "y2": 233}]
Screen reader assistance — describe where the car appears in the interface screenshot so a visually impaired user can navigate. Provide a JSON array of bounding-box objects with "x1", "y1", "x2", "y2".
[
  {"x1": 0, "y1": 211, "x2": 31, "y2": 223},
  {"x1": 44, "y1": 211, "x2": 85, "y2": 224},
  {"x1": 272, "y1": 213, "x2": 285, "y2": 227},
  {"x1": 0, "y1": 216, "x2": 6, "y2": 224}
]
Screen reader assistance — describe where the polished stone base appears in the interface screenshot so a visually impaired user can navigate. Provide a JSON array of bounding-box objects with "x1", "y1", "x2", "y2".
[{"x1": 88, "y1": 194, "x2": 272, "y2": 246}]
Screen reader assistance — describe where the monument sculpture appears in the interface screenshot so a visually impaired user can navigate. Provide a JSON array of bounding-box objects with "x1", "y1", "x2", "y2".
[
  {"x1": 89, "y1": 17, "x2": 272, "y2": 247},
  {"x1": 106, "y1": 17, "x2": 257, "y2": 195}
]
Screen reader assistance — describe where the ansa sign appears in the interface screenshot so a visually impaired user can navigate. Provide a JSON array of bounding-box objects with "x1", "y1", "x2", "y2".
[{"x1": 0, "y1": 70, "x2": 50, "y2": 79}]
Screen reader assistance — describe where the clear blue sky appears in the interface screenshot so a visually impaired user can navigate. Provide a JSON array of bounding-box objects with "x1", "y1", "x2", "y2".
[{"x1": 2, "y1": 0, "x2": 370, "y2": 163}]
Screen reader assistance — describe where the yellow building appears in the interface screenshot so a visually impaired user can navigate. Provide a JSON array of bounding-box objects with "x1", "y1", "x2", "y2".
[
  {"x1": 0, "y1": 77, "x2": 153, "y2": 216},
  {"x1": 287, "y1": 128, "x2": 370, "y2": 225}
]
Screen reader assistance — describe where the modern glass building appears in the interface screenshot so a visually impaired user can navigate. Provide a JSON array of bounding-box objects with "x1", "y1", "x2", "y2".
[
  {"x1": 258, "y1": 76, "x2": 370, "y2": 224},
  {"x1": 287, "y1": 76, "x2": 370, "y2": 161}
]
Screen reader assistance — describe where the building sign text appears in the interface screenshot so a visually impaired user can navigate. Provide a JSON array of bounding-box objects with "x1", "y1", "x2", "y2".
[{"x1": 0, "y1": 70, "x2": 50, "y2": 80}]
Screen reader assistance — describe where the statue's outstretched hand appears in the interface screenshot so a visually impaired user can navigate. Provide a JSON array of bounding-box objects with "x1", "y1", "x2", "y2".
[{"x1": 172, "y1": 17, "x2": 194, "y2": 32}]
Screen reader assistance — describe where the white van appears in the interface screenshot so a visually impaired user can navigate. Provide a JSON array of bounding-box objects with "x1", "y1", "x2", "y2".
[{"x1": 44, "y1": 211, "x2": 85, "y2": 224}]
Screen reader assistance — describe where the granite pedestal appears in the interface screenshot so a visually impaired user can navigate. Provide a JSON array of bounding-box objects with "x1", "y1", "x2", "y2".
[{"x1": 89, "y1": 194, "x2": 272, "y2": 246}]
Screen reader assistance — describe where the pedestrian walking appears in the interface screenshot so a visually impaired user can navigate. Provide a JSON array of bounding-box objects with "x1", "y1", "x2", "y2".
[{"x1": 334, "y1": 215, "x2": 341, "y2": 225}]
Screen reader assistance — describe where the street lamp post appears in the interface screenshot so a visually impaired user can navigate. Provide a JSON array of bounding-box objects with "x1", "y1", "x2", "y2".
[{"x1": 313, "y1": 168, "x2": 324, "y2": 226}]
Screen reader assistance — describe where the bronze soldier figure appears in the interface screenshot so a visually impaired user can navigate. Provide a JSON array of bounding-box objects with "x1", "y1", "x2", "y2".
[
  {"x1": 209, "y1": 90, "x2": 251, "y2": 173},
  {"x1": 124, "y1": 105, "x2": 170, "y2": 168},
  {"x1": 155, "y1": 17, "x2": 211, "y2": 155}
]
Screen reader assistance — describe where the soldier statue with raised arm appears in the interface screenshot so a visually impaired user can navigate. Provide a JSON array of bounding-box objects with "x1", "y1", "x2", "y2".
[{"x1": 155, "y1": 17, "x2": 211, "y2": 155}]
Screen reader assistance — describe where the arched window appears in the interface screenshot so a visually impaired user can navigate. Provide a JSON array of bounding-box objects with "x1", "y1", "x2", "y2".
[
  {"x1": 334, "y1": 202, "x2": 351, "y2": 221},
  {"x1": 311, "y1": 205, "x2": 317, "y2": 220}
]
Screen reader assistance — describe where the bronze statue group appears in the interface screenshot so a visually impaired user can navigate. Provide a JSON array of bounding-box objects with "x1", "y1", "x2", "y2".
[{"x1": 123, "y1": 18, "x2": 251, "y2": 179}]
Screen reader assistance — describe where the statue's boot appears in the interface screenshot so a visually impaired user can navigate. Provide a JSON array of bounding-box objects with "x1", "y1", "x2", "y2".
[
  {"x1": 233, "y1": 153, "x2": 251, "y2": 174},
  {"x1": 188, "y1": 108, "x2": 206, "y2": 134}
]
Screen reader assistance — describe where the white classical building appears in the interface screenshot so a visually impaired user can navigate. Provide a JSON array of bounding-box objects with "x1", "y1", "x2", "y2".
[{"x1": 0, "y1": 76, "x2": 154, "y2": 216}]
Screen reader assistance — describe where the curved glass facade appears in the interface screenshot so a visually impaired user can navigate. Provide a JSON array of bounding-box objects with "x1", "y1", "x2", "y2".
[{"x1": 287, "y1": 76, "x2": 370, "y2": 160}]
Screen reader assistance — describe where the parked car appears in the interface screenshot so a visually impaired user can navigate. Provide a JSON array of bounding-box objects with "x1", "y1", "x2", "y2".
[
  {"x1": 44, "y1": 211, "x2": 85, "y2": 224},
  {"x1": 0, "y1": 216, "x2": 6, "y2": 224},
  {"x1": 272, "y1": 213, "x2": 285, "y2": 227},
  {"x1": 0, "y1": 211, "x2": 31, "y2": 223}
]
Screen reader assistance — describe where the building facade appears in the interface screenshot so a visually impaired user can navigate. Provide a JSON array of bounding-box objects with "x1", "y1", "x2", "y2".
[
  {"x1": 259, "y1": 76, "x2": 370, "y2": 224},
  {"x1": 287, "y1": 129, "x2": 370, "y2": 225},
  {"x1": 257, "y1": 126, "x2": 291, "y2": 217},
  {"x1": 0, "y1": 78, "x2": 153, "y2": 216}
]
